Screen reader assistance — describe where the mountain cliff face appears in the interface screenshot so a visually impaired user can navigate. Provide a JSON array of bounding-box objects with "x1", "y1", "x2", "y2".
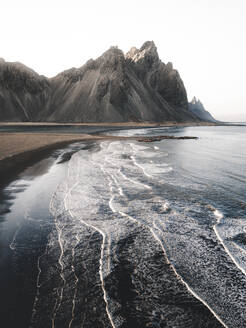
[
  {"x1": 188, "y1": 97, "x2": 217, "y2": 122},
  {"x1": 0, "y1": 58, "x2": 50, "y2": 121},
  {"x1": 0, "y1": 42, "x2": 202, "y2": 123}
]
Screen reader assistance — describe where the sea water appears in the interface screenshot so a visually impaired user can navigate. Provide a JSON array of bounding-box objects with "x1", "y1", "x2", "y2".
[{"x1": 0, "y1": 125, "x2": 246, "y2": 328}]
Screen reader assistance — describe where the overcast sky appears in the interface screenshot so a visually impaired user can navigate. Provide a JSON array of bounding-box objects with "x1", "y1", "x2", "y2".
[{"x1": 1, "y1": 0, "x2": 246, "y2": 121}]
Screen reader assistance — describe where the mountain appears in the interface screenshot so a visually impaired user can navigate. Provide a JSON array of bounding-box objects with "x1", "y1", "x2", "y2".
[
  {"x1": 188, "y1": 97, "x2": 217, "y2": 122},
  {"x1": 0, "y1": 42, "x2": 203, "y2": 123},
  {"x1": 0, "y1": 58, "x2": 50, "y2": 121}
]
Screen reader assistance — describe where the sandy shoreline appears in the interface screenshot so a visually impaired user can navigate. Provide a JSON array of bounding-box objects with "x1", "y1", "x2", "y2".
[
  {"x1": 0, "y1": 122, "x2": 206, "y2": 185},
  {"x1": 0, "y1": 133, "x2": 107, "y2": 161},
  {"x1": 0, "y1": 131, "x2": 199, "y2": 161},
  {"x1": 0, "y1": 121, "x2": 218, "y2": 127},
  {"x1": 0, "y1": 133, "x2": 111, "y2": 186},
  {"x1": 0, "y1": 121, "x2": 215, "y2": 161}
]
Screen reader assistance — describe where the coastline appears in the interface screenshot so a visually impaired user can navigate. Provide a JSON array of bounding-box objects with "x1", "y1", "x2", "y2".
[
  {"x1": 0, "y1": 133, "x2": 106, "y2": 186},
  {"x1": 0, "y1": 121, "x2": 218, "y2": 127},
  {"x1": 0, "y1": 122, "x2": 207, "y2": 185},
  {"x1": 0, "y1": 133, "x2": 105, "y2": 161},
  {"x1": 0, "y1": 124, "x2": 245, "y2": 327},
  {"x1": 0, "y1": 132, "x2": 198, "y2": 161}
]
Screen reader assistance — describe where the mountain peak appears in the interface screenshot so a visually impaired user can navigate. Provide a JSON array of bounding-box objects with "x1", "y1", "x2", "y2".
[
  {"x1": 191, "y1": 96, "x2": 197, "y2": 104},
  {"x1": 189, "y1": 97, "x2": 217, "y2": 122},
  {"x1": 140, "y1": 40, "x2": 156, "y2": 51},
  {"x1": 99, "y1": 46, "x2": 125, "y2": 64},
  {"x1": 125, "y1": 41, "x2": 159, "y2": 64}
]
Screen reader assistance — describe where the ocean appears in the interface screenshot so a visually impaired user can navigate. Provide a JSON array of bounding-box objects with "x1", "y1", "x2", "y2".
[{"x1": 0, "y1": 125, "x2": 245, "y2": 328}]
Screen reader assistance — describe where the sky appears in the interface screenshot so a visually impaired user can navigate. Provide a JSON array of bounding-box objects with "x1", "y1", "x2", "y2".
[{"x1": 1, "y1": 0, "x2": 246, "y2": 121}]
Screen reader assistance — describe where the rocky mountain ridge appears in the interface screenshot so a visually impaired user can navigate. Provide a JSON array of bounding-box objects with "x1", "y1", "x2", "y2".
[
  {"x1": 0, "y1": 42, "x2": 213, "y2": 123},
  {"x1": 188, "y1": 97, "x2": 217, "y2": 122}
]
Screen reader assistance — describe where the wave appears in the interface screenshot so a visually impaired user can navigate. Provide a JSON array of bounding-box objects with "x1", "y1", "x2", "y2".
[
  {"x1": 213, "y1": 210, "x2": 246, "y2": 278},
  {"x1": 30, "y1": 139, "x2": 246, "y2": 328}
]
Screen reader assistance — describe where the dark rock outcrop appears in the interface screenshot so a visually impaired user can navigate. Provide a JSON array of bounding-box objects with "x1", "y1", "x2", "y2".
[
  {"x1": 137, "y1": 135, "x2": 198, "y2": 143},
  {"x1": 188, "y1": 97, "x2": 217, "y2": 122},
  {"x1": 0, "y1": 42, "x2": 203, "y2": 123}
]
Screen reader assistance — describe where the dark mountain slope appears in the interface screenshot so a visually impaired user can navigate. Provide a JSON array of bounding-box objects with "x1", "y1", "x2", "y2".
[
  {"x1": 0, "y1": 58, "x2": 50, "y2": 121},
  {"x1": 45, "y1": 41, "x2": 198, "y2": 122},
  {"x1": 0, "y1": 42, "x2": 205, "y2": 123}
]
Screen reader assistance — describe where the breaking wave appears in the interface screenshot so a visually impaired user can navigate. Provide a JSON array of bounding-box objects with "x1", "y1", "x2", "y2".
[{"x1": 28, "y1": 132, "x2": 246, "y2": 328}]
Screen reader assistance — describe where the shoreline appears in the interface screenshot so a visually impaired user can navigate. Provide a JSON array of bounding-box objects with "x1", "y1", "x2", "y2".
[
  {"x1": 0, "y1": 120, "x2": 222, "y2": 186},
  {"x1": 0, "y1": 120, "x2": 220, "y2": 171},
  {"x1": 0, "y1": 131, "x2": 199, "y2": 186},
  {"x1": 0, "y1": 132, "x2": 198, "y2": 161},
  {"x1": 0, "y1": 133, "x2": 106, "y2": 161},
  {"x1": 0, "y1": 121, "x2": 218, "y2": 127},
  {"x1": 0, "y1": 134, "x2": 104, "y2": 187}
]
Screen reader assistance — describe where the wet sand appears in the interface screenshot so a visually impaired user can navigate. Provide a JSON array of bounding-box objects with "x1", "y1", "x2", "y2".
[
  {"x1": 0, "y1": 120, "x2": 208, "y2": 187},
  {"x1": 0, "y1": 133, "x2": 105, "y2": 161},
  {"x1": 0, "y1": 121, "x2": 218, "y2": 127},
  {"x1": 0, "y1": 121, "x2": 217, "y2": 161},
  {"x1": 0, "y1": 132, "x2": 199, "y2": 161},
  {"x1": 0, "y1": 133, "x2": 106, "y2": 186},
  {"x1": 0, "y1": 125, "x2": 200, "y2": 187}
]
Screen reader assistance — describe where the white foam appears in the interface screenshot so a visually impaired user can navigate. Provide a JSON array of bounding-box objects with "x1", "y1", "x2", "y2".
[
  {"x1": 213, "y1": 210, "x2": 246, "y2": 278},
  {"x1": 9, "y1": 208, "x2": 30, "y2": 250},
  {"x1": 31, "y1": 243, "x2": 49, "y2": 323},
  {"x1": 38, "y1": 140, "x2": 230, "y2": 328},
  {"x1": 119, "y1": 168, "x2": 151, "y2": 190},
  {"x1": 101, "y1": 145, "x2": 228, "y2": 327},
  {"x1": 150, "y1": 222, "x2": 228, "y2": 328},
  {"x1": 130, "y1": 143, "x2": 150, "y2": 151},
  {"x1": 130, "y1": 155, "x2": 152, "y2": 178},
  {"x1": 68, "y1": 155, "x2": 117, "y2": 328},
  {"x1": 163, "y1": 202, "x2": 170, "y2": 212},
  {"x1": 214, "y1": 209, "x2": 223, "y2": 221},
  {"x1": 103, "y1": 151, "x2": 151, "y2": 190},
  {"x1": 68, "y1": 233, "x2": 80, "y2": 328},
  {"x1": 9, "y1": 225, "x2": 21, "y2": 250},
  {"x1": 51, "y1": 191, "x2": 67, "y2": 328}
]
